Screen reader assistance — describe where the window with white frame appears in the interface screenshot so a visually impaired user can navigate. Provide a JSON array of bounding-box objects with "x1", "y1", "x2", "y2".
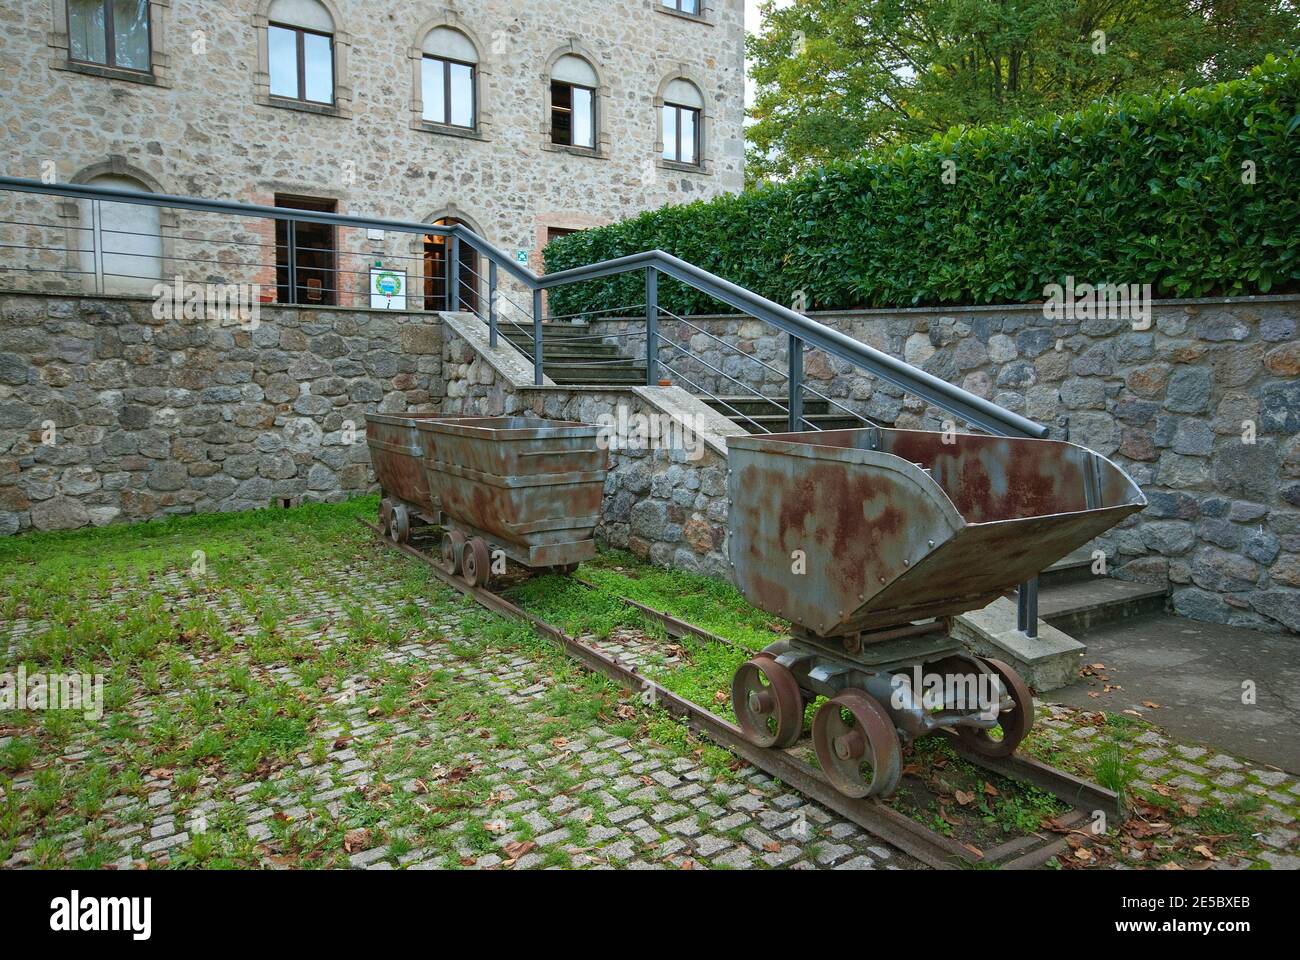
[
  {"x1": 662, "y1": 79, "x2": 703, "y2": 166},
  {"x1": 67, "y1": 0, "x2": 152, "y2": 73},
  {"x1": 421, "y1": 27, "x2": 477, "y2": 129},
  {"x1": 661, "y1": 0, "x2": 701, "y2": 14},
  {"x1": 267, "y1": 0, "x2": 335, "y2": 105},
  {"x1": 550, "y1": 55, "x2": 598, "y2": 149}
]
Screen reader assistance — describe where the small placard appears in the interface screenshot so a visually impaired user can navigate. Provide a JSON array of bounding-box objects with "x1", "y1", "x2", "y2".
[
  {"x1": 370, "y1": 267, "x2": 407, "y2": 310},
  {"x1": 515, "y1": 249, "x2": 530, "y2": 264}
]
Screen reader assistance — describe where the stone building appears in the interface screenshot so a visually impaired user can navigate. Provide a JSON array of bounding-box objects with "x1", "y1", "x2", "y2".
[{"x1": 0, "y1": 0, "x2": 746, "y2": 301}]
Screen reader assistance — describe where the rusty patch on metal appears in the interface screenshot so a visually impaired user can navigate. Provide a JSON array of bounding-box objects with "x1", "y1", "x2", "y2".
[{"x1": 728, "y1": 428, "x2": 1145, "y2": 637}]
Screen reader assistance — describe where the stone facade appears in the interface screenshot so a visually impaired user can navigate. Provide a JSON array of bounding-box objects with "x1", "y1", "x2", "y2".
[
  {"x1": 0, "y1": 0, "x2": 745, "y2": 298},
  {"x1": 591, "y1": 296, "x2": 1300, "y2": 634},
  {"x1": 0, "y1": 293, "x2": 441, "y2": 534}
]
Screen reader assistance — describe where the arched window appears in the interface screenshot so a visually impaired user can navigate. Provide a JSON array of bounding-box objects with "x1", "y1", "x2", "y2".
[
  {"x1": 550, "y1": 55, "x2": 598, "y2": 149},
  {"x1": 267, "y1": 0, "x2": 335, "y2": 104},
  {"x1": 421, "y1": 27, "x2": 477, "y2": 129},
  {"x1": 662, "y1": 78, "x2": 703, "y2": 166},
  {"x1": 76, "y1": 174, "x2": 162, "y2": 296}
]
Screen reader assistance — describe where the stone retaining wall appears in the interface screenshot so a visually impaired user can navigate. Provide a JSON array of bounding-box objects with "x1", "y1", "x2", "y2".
[
  {"x1": 0, "y1": 293, "x2": 442, "y2": 534},
  {"x1": 592, "y1": 296, "x2": 1300, "y2": 634}
]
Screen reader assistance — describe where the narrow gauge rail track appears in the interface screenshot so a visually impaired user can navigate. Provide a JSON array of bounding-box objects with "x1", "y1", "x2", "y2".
[{"x1": 362, "y1": 519, "x2": 1124, "y2": 870}]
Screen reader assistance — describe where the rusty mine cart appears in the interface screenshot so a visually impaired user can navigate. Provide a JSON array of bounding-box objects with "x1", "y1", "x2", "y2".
[
  {"x1": 726, "y1": 426, "x2": 1145, "y2": 799},
  {"x1": 366, "y1": 415, "x2": 609, "y2": 589}
]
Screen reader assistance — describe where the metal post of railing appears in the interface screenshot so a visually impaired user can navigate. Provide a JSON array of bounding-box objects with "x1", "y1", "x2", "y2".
[
  {"x1": 788, "y1": 334, "x2": 804, "y2": 432},
  {"x1": 645, "y1": 266, "x2": 659, "y2": 386},
  {"x1": 488, "y1": 259, "x2": 498, "y2": 348},
  {"x1": 449, "y1": 235, "x2": 461, "y2": 312},
  {"x1": 1017, "y1": 578, "x2": 1039, "y2": 638},
  {"x1": 532, "y1": 286, "x2": 544, "y2": 386},
  {"x1": 285, "y1": 219, "x2": 298, "y2": 305},
  {"x1": 91, "y1": 199, "x2": 105, "y2": 295}
]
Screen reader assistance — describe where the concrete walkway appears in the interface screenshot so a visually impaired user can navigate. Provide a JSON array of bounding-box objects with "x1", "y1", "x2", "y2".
[{"x1": 1053, "y1": 613, "x2": 1300, "y2": 774}]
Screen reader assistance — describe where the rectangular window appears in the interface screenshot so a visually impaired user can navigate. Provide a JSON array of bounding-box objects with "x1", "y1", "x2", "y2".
[
  {"x1": 68, "y1": 0, "x2": 152, "y2": 73},
  {"x1": 275, "y1": 195, "x2": 338, "y2": 306},
  {"x1": 662, "y1": 0, "x2": 701, "y2": 14},
  {"x1": 421, "y1": 56, "x2": 476, "y2": 129},
  {"x1": 268, "y1": 23, "x2": 335, "y2": 105},
  {"x1": 663, "y1": 104, "x2": 701, "y2": 165},
  {"x1": 551, "y1": 82, "x2": 596, "y2": 149}
]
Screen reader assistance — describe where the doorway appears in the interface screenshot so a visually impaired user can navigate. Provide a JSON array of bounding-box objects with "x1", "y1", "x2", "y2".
[
  {"x1": 275, "y1": 195, "x2": 338, "y2": 306},
  {"x1": 424, "y1": 218, "x2": 480, "y2": 313}
]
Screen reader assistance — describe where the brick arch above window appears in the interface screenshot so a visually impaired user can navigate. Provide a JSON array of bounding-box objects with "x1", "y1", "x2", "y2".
[
  {"x1": 655, "y1": 67, "x2": 714, "y2": 174},
  {"x1": 408, "y1": 14, "x2": 492, "y2": 140},
  {"x1": 253, "y1": 0, "x2": 353, "y2": 118},
  {"x1": 541, "y1": 41, "x2": 611, "y2": 158}
]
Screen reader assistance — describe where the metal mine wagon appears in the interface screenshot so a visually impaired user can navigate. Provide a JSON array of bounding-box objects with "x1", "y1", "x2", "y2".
[
  {"x1": 366, "y1": 415, "x2": 609, "y2": 588},
  {"x1": 726, "y1": 426, "x2": 1145, "y2": 798}
]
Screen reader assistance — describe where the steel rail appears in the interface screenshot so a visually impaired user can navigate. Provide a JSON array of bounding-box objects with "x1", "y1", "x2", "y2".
[{"x1": 360, "y1": 519, "x2": 1122, "y2": 869}]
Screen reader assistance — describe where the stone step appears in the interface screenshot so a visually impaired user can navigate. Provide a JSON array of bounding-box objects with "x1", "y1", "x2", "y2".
[
  {"x1": 701, "y1": 396, "x2": 834, "y2": 416},
  {"x1": 1036, "y1": 578, "x2": 1169, "y2": 635},
  {"x1": 544, "y1": 366, "x2": 649, "y2": 386},
  {"x1": 1039, "y1": 546, "x2": 1103, "y2": 588},
  {"x1": 504, "y1": 343, "x2": 626, "y2": 359},
  {"x1": 499, "y1": 323, "x2": 596, "y2": 338},
  {"x1": 727, "y1": 413, "x2": 869, "y2": 433}
]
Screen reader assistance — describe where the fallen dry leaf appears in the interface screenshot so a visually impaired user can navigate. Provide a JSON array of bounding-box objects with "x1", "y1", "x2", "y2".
[
  {"x1": 503, "y1": 840, "x2": 536, "y2": 860},
  {"x1": 343, "y1": 828, "x2": 372, "y2": 854},
  {"x1": 954, "y1": 789, "x2": 975, "y2": 806}
]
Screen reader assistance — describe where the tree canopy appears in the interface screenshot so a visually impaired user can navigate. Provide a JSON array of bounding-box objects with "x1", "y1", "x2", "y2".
[{"x1": 747, "y1": 0, "x2": 1300, "y2": 181}]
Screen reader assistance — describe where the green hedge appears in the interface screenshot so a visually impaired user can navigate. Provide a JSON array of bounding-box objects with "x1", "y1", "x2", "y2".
[{"x1": 544, "y1": 56, "x2": 1300, "y2": 316}]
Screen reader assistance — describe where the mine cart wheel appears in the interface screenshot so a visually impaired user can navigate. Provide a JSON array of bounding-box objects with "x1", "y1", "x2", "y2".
[
  {"x1": 956, "y1": 658, "x2": 1034, "y2": 759},
  {"x1": 731, "y1": 657, "x2": 804, "y2": 749},
  {"x1": 462, "y1": 537, "x2": 492, "y2": 589},
  {"x1": 379, "y1": 498, "x2": 394, "y2": 535},
  {"x1": 389, "y1": 505, "x2": 411, "y2": 545},
  {"x1": 812, "y1": 689, "x2": 903, "y2": 799},
  {"x1": 441, "y1": 530, "x2": 467, "y2": 575}
]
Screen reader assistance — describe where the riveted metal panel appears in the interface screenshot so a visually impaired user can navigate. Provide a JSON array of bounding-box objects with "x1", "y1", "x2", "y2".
[{"x1": 728, "y1": 428, "x2": 1145, "y2": 637}]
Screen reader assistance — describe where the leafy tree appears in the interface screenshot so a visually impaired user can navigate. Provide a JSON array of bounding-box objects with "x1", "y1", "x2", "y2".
[{"x1": 747, "y1": 0, "x2": 1300, "y2": 181}]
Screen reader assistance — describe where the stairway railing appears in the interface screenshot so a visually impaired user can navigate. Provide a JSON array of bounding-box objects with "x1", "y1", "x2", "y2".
[{"x1": 0, "y1": 175, "x2": 1051, "y2": 633}]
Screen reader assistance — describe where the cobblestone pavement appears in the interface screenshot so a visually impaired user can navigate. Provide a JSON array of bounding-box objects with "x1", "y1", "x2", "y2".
[
  {"x1": 0, "y1": 535, "x2": 915, "y2": 870},
  {"x1": 1026, "y1": 701, "x2": 1300, "y2": 869},
  {"x1": 2, "y1": 505, "x2": 1296, "y2": 870}
]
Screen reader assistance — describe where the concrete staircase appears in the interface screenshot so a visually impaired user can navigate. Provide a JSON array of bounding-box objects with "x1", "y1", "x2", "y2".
[
  {"x1": 1035, "y1": 546, "x2": 1169, "y2": 634},
  {"x1": 500, "y1": 323, "x2": 646, "y2": 386},
  {"x1": 699, "y1": 395, "x2": 867, "y2": 433}
]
